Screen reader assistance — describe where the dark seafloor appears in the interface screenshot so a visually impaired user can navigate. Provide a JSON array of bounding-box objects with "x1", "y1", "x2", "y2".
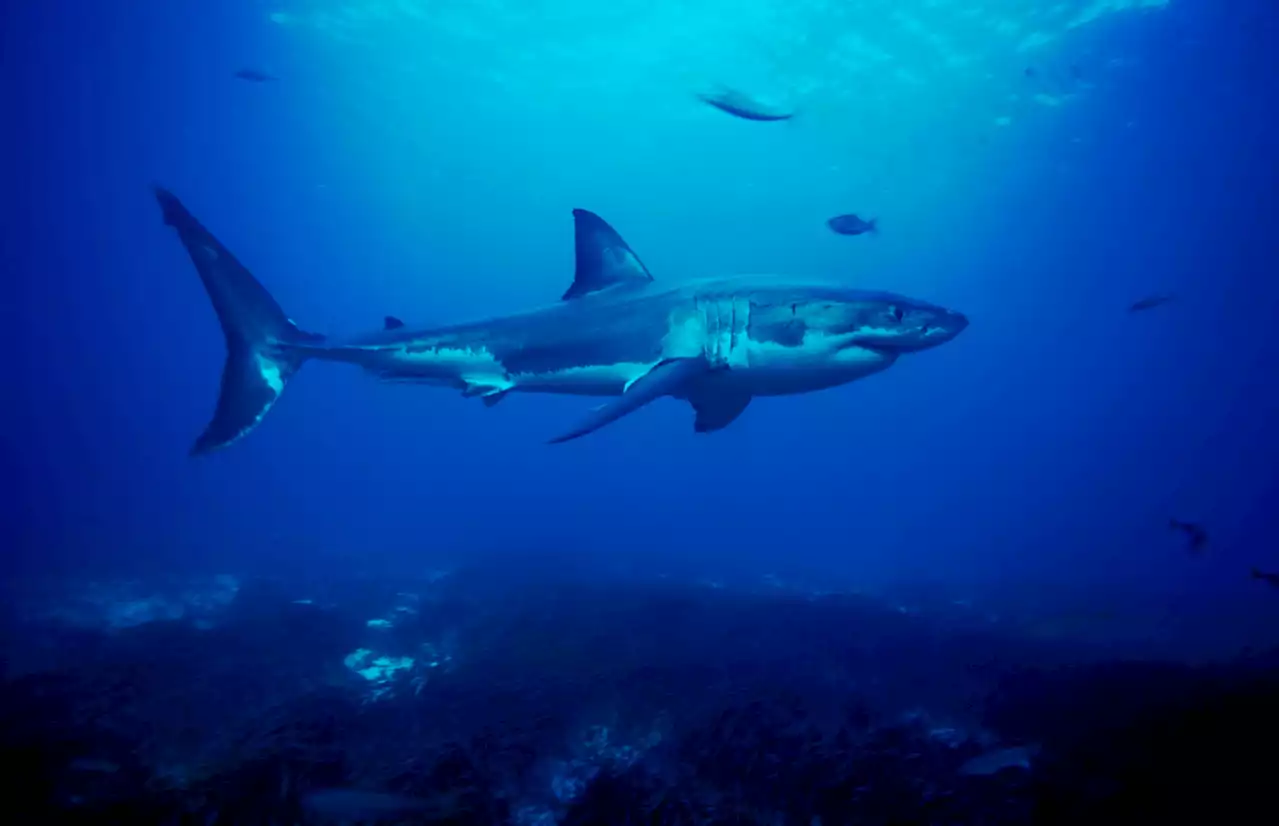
[{"x1": 0, "y1": 553, "x2": 1272, "y2": 825}]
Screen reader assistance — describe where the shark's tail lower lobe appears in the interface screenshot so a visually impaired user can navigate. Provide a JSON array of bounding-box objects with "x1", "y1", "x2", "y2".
[{"x1": 154, "y1": 187, "x2": 324, "y2": 455}]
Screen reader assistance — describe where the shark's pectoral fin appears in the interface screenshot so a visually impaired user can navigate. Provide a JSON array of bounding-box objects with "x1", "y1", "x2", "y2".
[
  {"x1": 689, "y1": 388, "x2": 752, "y2": 433},
  {"x1": 548, "y1": 357, "x2": 709, "y2": 444}
]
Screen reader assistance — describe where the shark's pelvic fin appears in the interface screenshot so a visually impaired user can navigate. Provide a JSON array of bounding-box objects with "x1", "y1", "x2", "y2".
[
  {"x1": 689, "y1": 388, "x2": 752, "y2": 433},
  {"x1": 383, "y1": 316, "x2": 405, "y2": 330},
  {"x1": 548, "y1": 357, "x2": 708, "y2": 443},
  {"x1": 561, "y1": 209, "x2": 654, "y2": 300},
  {"x1": 374, "y1": 373, "x2": 511, "y2": 407},
  {"x1": 460, "y1": 379, "x2": 513, "y2": 403},
  {"x1": 154, "y1": 186, "x2": 322, "y2": 455}
]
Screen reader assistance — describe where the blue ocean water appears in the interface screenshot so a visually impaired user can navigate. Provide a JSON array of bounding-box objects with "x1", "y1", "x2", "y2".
[
  {"x1": 7, "y1": 0, "x2": 1274, "y2": 637},
  {"x1": 0, "y1": 0, "x2": 1275, "y2": 821}
]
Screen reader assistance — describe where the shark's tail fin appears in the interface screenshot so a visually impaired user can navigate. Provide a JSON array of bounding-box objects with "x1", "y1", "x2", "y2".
[{"x1": 154, "y1": 187, "x2": 323, "y2": 455}]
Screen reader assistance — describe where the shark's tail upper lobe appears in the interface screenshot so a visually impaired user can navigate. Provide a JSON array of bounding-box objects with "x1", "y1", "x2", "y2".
[{"x1": 154, "y1": 187, "x2": 323, "y2": 455}]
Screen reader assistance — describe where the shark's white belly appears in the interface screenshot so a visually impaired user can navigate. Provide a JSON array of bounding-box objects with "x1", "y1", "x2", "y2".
[
  {"x1": 506, "y1": 347, "x2": 891, "y2": 399},
  {"x1": 510, "y1": 362, "x2": 652, "y2": 396},
  {"x1": 730, "y1": 341, "x2": 896, "y2": 396}
]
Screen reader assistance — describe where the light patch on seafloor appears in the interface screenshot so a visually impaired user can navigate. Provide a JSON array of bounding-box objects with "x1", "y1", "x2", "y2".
[
  {"x1": 344, "y1": 648, "x2": 415, "y2": 684},
  {"x1": 45, "y1": 575, "x2": 241, "y2": 631},
  {"x1": 544, "y1": 723, "x2": 662, "y2": 808},
  {"x1": 361, "y1": 590, "x2": 425, "y2": 629}
]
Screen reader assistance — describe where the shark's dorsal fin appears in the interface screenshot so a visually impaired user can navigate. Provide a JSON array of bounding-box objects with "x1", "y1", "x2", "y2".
[
  {"x1": 562, "y1": 209, "x2": 653, "y2": 301},
  {"x1": 384, "y1": 316, "x2": 405, "y2": 330}
]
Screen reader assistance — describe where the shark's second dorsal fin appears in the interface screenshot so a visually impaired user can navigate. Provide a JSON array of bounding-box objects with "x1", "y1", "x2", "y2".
[
  {"x1": 562, "y1": 209, "x2": 653, "y2": 300},
  {"x1": 384, "y1": 316, "x2": 405, "y2": 330}
]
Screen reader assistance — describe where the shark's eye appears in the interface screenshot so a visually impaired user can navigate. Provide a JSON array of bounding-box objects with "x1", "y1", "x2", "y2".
[{"x1": 889, "y1": 306, "x2": 903, "y2": 323}]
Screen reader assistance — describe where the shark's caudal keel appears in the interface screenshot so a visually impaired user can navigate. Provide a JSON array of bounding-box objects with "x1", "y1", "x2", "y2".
[{"x1": 154, "y1": 188, "x2": 968, "y2": 454}]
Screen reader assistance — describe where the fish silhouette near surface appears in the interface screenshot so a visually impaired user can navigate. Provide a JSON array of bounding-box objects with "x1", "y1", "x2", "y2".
[
  {"x1": 827, "y1": 214, "x2": 879, "y2": 236},
  {"x1": 233, "y1": 68, "x2": 278, "y2": 83},
  {"x1": 152, "y1": 187, "x2": 969, "y2": 452},
  {"x1": 1250, "y1": 569, "x2": 1278, "y2": 588},
  {"x1": 1128, "y1": 293, "x2": 1175, "y2": 313},
  {"x1": 1169, "y1": 519, "x2": 1208, "y2": 554},
  {"x1": 697, "y1": 88, "x2": 794, "y2": 121}
]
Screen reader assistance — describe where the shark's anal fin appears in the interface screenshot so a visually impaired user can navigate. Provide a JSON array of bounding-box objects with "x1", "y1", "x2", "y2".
[
  {"x1": 548, "y1": 357, "x2": 708, "y2": 444},
  {"x1": 384, "y1": 316, "x2": 405, "y2": 330},
  {"x1": 561, "y1": 209, "x2": 654, "y2": 300},
  {"x1": 689, "y1": 388, "x2": 752, "y2": 433}
]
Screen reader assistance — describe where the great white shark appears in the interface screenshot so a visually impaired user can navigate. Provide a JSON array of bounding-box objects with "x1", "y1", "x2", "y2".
[{"x1": 154, "y1": 187, "x2": 969, "y2": 454}]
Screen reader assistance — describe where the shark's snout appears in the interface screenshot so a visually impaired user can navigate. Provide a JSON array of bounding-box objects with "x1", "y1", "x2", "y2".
[
  {"x1": 939, "y1": 309, "x2": 969, "y2": 340},
  {"x1": 915, "y1": 309, "x2": 968, "y2": 349},
  {"x1": 850, "y1": 305, "x2": 969, "y2": 353}
]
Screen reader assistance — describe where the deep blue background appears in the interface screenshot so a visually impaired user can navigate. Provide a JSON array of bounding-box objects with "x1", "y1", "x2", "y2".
[{"x1": 3, "y1": 0, "x2": 1274, "y2": 653}]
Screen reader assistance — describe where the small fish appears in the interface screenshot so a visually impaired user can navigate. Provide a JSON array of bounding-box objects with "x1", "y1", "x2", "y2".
[
  {"x1": 827, "y1": 214, "x2": 879, "y2": 236},
  {"x1": 697, "y1": 88, "x2": 794, "y2": 122},
  {"x1": 233, "y1": 68, "x2": 278, "y2": 83},
  {"x1": 1128, "y1": 293, "x2": 1175, "y2": 313},
  {"x1": 959, "y1": 744, "x2": 1039, "y2": 776},
  {"x1": 1250, "y1": 569, "x2": 1278, "y2": 588},
  {"x1": 1169, "y1": 519, "x2": 1208, "y2": 554}
]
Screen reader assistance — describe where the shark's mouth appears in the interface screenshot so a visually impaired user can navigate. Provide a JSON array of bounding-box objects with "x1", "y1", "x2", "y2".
[
  {"x1": 845, "y1": 324, "x2": 942, "y2": 353},
  {"x1": 842, "y1": 336, "x2": 907, "y2": 354}
]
